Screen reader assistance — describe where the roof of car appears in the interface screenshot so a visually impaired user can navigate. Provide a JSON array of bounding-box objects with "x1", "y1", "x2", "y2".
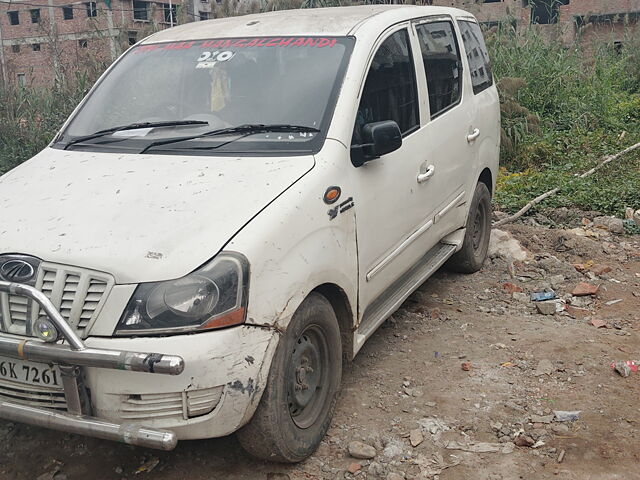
[{"x1": 142, "y1": 5, "x2": 472, "y2": 44}]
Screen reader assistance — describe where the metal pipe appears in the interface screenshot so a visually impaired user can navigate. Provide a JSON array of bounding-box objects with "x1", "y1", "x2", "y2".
[
  {"x1": 0, "y1": 400, "x2": 178, "y2": 450},
  {"x1": 0, "y1": 281, "x2": 85, "y2": 351},
  {"x1": 0, "y1": 336, "x2": 184, "y2": 375}
]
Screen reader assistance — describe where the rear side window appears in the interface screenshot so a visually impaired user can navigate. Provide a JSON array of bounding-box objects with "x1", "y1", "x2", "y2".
[
  {"x1": 353, "y1": 28, "x2": 419, "y2": 144},
  {"x1": 458, "y1": 20, "x2": 493, "y2": 94},
  {"x1": 415, "y1": 21, "x2": 462, "y2": 119}
]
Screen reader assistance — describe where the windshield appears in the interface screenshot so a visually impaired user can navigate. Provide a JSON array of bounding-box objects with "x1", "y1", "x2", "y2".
[{"x1": 56, "y1": 36, "x2": 355, "y2": 155}]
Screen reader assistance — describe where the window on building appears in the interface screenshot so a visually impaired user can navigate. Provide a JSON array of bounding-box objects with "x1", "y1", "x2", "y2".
[
  {"x1": 11, "y1": 44, "x2": 20, "y2": 53},
  {"x1": 32, "y1": 43, "x2": 41, "y2": 51},
  {"x1": 483, "y1": 0, "x2": 502, "y2": 3},
  {"x1": 86, "y1": 2, "x2": 98, "y2": 17},
  {"x1": 17, "y1": 73, "x2": 26, "y2": 87},
  {"x1": 30, "y1": 9, "x2": 41, "y2": 23},
  {"x1": 8, "y1": 11, "x2": 19, "y2": 25},
  {"x1": 199, "y1": 10, "x2": 209, "y2": 20},
  {"x1": 128, "y1": 31, "x2": 138, "y2": 45},
  {"x1": 530, "y1": 0, "x2": 569, "y2": 25},
  {"x1": 352, "y1": 28, "x2": 419, "y2": 146},
  {"x1": 79, "y1": 39, "x2": 88, "y2": 48},
  {"x1": 133, "y1": 1, "x2": 148, "y2": 21},
  {"x1": 458, "y1": 20, "x2": 494, "y2": 95},
  {"x1": 63, "y1": 6, "x2": 74, "y2": 20},
  {"x1": 163, "y1": 3, "x2": 177, "y2": 24},
  {"x1": 415, "y1": 21, "x2": 462, "y2": 118}
]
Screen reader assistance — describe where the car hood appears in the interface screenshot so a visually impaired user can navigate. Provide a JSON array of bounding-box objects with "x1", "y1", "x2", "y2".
[{"x1": 0, "y1": 148, "x2": 314, "y2": 283}]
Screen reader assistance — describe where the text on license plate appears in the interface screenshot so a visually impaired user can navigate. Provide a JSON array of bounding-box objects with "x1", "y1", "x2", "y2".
[{"x1": 0, "y1": 356, "x2": 61, "y2": 387}]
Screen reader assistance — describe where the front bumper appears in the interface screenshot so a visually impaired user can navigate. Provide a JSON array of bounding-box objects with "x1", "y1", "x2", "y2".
[{"x1": 0, "y1": 281, "x2": 276, "y2": 450}]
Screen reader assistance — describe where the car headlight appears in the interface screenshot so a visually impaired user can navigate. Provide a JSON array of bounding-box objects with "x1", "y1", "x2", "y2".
[{"x1": 115, "y1": 253, "x2": 249, "y2": 336}]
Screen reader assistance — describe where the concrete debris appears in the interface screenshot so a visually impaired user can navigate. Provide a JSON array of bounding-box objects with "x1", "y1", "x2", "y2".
[
  {"x1": 417, "y1": 417, "x2": 450, "y2": 436},
  {"x1": 554, "y1": 411, "x2": 581, "y2": 422},
  {"x1": 614, "y1": 361, "x2": 632, "y2": 377},
  {"x1": 445, "y1": 441, "x2": 515, "y2": 454},
  {"x1": 488, "y1": 229, "x2": 531, "y2": 261}
]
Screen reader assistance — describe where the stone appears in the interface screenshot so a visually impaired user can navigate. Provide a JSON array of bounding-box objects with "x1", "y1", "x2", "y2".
[
  {"x1": 512, "y1": 292, "x2": 529, "y2": 303},
  {"x1": 409, "y1": 429, "x2": 424, "y2": 447},
  {"x1": 461, "y1": 362, "x2": 472, "y2": 371},
  {"x1": 386, "y1": 474, "x2": 404, "y2": 480},
  {"x1": 503, "y1": 282, "x2": 523, "y2": 293},
  {"x1": 534, "y1": 359, "x2": 554, "y2": 376},
  {"x1": 536, "y1": 301, "x2": 557, "y2": 315},
  {"x1": 592, "y1": 264, "x2": 612, "y2": 276},
  {"x1": 569, "y1": 295, "x2": 593, "y2": 308},
  {"x1": 530, "y1": 415, "x2": 553, "y2": 424},
  {"x1": 348, "y1": 441, "x2": 377, "y2": 459},
  {"x1": 347, "y1": 462, "x2": 362, "y2": 474},
  {"x1": 514, "y1": 435, "x2": 535, "y2": 447},
  {"x1": 589, "y1": 319, "x2": 608, "y2": 328},
  {"x1": 614, "y1": 361, "x2": 631, "y2": 378},
  {"x1": 549, "y1": 274, "x2": 565, "y2": 288},
  {"x1": 551, "y1": 423, "x2": 570, "y2": 434},
  {"x1": 368, "y1": 462, "x2": 385, "y2": 477},
  {"x1": 593, "y1": 216, "x2": 625, "y2": 234},
  {"x1": 572, "y1": 282, "x2": 599, "y2": 296}
]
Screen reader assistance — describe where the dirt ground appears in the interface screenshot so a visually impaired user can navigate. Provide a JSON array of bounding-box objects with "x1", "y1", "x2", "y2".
[{"x1": 1, "y1": 219, "x2": 639, "y2": 480}]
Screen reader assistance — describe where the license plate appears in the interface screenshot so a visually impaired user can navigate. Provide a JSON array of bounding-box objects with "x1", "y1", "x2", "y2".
[{"x1": 0, "y1": 356, "x2": 61, "y2": 387}]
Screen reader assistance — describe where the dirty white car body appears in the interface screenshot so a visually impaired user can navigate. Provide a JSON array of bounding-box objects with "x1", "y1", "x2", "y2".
[{"x1": 0, "y1": 5, "x2": 499, "y2": 460}]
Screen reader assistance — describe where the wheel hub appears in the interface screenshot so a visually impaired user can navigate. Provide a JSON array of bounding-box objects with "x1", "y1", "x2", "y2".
[{"x1": 287, "y1": 326, "x2": 329, "y2": 429}]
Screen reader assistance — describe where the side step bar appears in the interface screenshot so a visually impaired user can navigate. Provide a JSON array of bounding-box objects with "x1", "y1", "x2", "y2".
[
  {"x1": 354, "y1": 242, "x2": 458, "y2": 354},
  {"x1": 0, "y1": 400, "x2": 177, "y2": 450},
  {"x1": 0, "y1": 280, "x2": 185, "y2": 450}
]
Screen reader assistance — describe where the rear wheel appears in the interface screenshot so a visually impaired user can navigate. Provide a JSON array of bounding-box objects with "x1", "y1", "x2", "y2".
[
  {"x1": 237, "y1": 292, "x2": 342, "y2": 463},
  {"x1": 447, "y1": 182, "x2": 492, "y2": 273}
]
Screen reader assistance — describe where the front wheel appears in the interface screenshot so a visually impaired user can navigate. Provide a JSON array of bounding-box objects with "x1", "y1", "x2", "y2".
[
  {"x1": 237, "y1": 292, "x2": 342, "y2": 463},
  {"x1": 447, "y1": 182, "x2": 492, "y2": 273}
]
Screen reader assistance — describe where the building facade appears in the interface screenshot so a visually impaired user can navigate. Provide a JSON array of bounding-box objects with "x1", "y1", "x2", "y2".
[
  {"x1": 431, "y1": 0, "x2": 640, "y2": 45},
  {"x1": 2, "y1": 0, "x2": 639, "y2": 87},
  {"x1": 0, "y1": 0, "x2": 214, "y2": 87}
]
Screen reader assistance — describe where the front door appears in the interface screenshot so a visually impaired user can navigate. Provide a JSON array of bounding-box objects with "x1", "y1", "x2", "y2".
[{"x1": 350, "y1": 26, "x2": 438, "y2": 321}]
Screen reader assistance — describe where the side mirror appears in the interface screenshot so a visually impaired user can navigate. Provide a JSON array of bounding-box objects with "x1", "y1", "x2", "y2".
[{"x1": 351, "y1": 120, "x2": 402, "y2": 167}]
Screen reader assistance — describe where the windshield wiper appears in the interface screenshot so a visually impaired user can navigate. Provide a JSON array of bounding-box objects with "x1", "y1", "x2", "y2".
[
  {"x1": 63, "y1": 120, "x2": 209, "y2": 150},
  {"x1": 139, "y1": 124, "x2": 321, "y2": 154}
]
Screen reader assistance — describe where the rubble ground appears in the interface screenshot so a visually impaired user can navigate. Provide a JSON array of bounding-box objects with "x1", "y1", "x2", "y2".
[{"x1": 1, "y1": 221, "x2": 639, "y2": 480}]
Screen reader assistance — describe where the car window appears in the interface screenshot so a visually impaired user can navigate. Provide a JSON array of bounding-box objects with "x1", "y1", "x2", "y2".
[
  {"x1": 352, "y1": 28, "x2": 419, "y2": 146},
  {"x1": 458, "y1": 20, "x2": 493, "y2": 94},
  {"x1": 415, "y1": 21, "x2": 462, "y2": 119}
]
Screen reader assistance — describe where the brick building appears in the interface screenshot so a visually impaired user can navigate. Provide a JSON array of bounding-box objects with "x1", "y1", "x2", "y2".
[
  {"x1": 0, "y1": 0, "x2": 214, "y2": 86},
  {"x1": 431, "y1": 0, "x2": 640, "y2": 45},
  {"x1": 2, "y1": 0, "x2": 639, "y2": 87}
]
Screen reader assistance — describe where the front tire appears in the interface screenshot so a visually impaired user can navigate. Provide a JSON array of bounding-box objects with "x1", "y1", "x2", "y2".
[
  {"x1": 237, "y1": 292, "x2": 342, "y2": 463},
  {"x1": 447, "y1": 182, "x2": 492, "y2": 273}
]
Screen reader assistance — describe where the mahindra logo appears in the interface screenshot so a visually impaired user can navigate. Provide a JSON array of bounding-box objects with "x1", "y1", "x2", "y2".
[{"x1": 0, "y1": 259, "x2": 35, "y2": 283}]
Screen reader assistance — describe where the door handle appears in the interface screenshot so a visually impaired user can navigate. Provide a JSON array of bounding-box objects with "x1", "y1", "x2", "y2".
[
  {"x1": 467, "y1": 128, "x2": 480, "y2": 143},
  {"x1": 417, "y1": 164, "x2": 435, "y2": 183}
]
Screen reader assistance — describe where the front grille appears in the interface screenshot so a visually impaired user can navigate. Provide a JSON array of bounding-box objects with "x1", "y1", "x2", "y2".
[
  {"x1": 0, "y1": 378, "x2": 66, "y2": 410},
  {"x1": 120, "y1": 386, "x2": 224, "y2": 420},
  {"x1": 0, "y1": 262, "x2": 114, "y2": 338}
]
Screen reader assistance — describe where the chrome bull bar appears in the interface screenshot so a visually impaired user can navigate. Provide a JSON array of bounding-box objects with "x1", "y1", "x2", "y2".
[{"x1": 0, "y1": 281, "x2": 185, "y2": 450}]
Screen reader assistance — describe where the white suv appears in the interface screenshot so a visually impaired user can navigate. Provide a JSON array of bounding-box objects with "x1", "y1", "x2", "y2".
[{"x1": 0, "y1": 5, "x2": 499, "y2": 462}]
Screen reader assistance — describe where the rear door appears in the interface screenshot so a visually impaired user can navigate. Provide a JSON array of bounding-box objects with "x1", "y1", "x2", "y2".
[{"x1": 411, "y1": 17, "x2": 474, "y2": 240}]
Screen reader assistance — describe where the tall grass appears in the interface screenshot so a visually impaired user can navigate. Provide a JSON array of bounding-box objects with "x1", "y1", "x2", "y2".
[{"x1": 487, "y1": 22, "x2": 640, "y2": 216}]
